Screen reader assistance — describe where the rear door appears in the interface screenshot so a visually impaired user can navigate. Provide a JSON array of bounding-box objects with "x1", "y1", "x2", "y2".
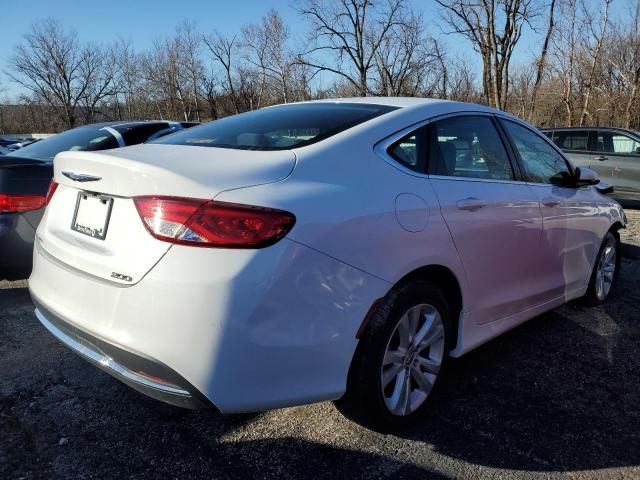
[
  {"x1": 500, "y1": 119, "x2": 607, "y2": 297},
  {"x1": 427, "y1": 114, "x2": 545, "y2": 323},
  {"x1": 590, "y1": 129, "x2": 640, "y2": 197}
]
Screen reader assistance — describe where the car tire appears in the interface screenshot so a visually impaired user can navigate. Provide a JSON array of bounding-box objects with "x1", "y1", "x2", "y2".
[
  {"x1": 335, "y1": 280, "x2": 452, "y2": 432},
  {"x1": 584, "y1": 231, "x2": 620, "y2": 305}
]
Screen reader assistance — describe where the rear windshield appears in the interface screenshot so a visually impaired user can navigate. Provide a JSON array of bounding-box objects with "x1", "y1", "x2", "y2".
[
  {"x1": 6, "y1": 125, "x2": 118, "y2": 163},
  {"x1": 154, "y1": 103, "x2": 398, "y2": 150}
]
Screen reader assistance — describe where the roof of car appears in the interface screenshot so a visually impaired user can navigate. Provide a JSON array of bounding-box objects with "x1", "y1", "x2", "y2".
[
  {"x1": 540, "y1": 126, "x2": 636, "y2": 132},
  {"x1": 79, "y1": 120, "x2": 170, "y2": 129},
  {"x1": 297, "y1": 96, "x2": 488, "y2": 109},
  {"x1": 288, "y1": 97, "x2": 513, "y2": 123}
]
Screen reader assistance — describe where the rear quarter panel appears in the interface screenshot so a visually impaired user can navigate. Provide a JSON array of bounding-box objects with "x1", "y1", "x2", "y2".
[
  {"x1": 215, "y1": 107, "x2": 471, "y2": 311},
  {"x1": 0, "y1": 160, "x2": 51, "y2": 274}
]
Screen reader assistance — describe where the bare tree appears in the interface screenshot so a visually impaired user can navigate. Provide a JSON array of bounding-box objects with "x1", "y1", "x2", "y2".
[
  {"x1": 203, "y1": 32, "x2": 241, "y2": 113},
  {"x1": 176, "y1": 21, "x2": 203, "y2": 122},
  {"x1": 435, "y1": 0, "x2": 536, "y2": 109},
  {"x1": 607, "y1": 2, "x2": 640, "y2": 128},
  {"x1": 373, "y1": 13, "x2": 439, "y2": 96},
  {"x1": 551, "y1": 0, "x2": 579, "y2": 125},
  {"x1": 243, "y1": 9, "x2": 296, "y2": 104},
  {"x1": 78, "y1": 44, "x2": 117, "y2": 123},
  {"x1": 7, "y1": 19, "x2": 105, "y2": 128},
  {"x1": 578, "y1": 0, "x2": 612, "y2": 126},
  {"x1": 297, "y1": 0, "x2": 409, "y2": 96},
  {"x1": 113, "y1": 39, "x2": 142, "y2": 120},
  {"x1": 528, "y1": 0, "x2": 556, "y2": 121}
]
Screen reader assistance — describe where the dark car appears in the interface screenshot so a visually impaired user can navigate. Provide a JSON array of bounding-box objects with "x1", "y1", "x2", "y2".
[
  {"x1": 0, "y1": 120, "x2": 197, "y2": 278},
  {"x1": 541, "y1": 127, "x2": 640, "y2": 206}
]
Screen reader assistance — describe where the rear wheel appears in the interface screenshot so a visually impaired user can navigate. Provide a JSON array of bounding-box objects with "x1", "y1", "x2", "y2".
[
  {"x1": 584, "y1": 231, "x2": 619, "y2": 304},
  {"x1": 336, "y1": 281, "x2": 451, "y2": 432}
]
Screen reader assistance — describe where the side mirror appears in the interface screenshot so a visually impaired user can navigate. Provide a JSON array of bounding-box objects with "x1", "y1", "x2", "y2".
[
  {"x1": 575, "y1": 167, "x2": 600, "y2": 186},
  {"x1": 635, "y1": 146, "x2": 640, "y2": 154}
]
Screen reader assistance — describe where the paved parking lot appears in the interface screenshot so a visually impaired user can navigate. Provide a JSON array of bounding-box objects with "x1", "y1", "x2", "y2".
[{"x1": 1, "y1": 212, "x2": 639, "y2": 479}]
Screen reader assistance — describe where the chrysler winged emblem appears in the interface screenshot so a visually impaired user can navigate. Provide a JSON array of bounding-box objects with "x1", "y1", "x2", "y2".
[{"x1": 62, "y1": 171, "x2": 102, "y2": 182}]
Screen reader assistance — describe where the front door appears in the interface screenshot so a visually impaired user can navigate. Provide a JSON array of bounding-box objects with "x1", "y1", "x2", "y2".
[{"x1": 500, "y1": 120, "x2": 607, "y2": 298}]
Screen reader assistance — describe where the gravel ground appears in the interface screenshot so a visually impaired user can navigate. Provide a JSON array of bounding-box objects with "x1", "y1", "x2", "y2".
[{"x1": 1, "y1": 211, "x2": 639, "y2": 479}]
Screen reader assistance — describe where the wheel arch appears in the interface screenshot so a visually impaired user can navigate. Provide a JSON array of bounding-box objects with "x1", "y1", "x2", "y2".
[
  {"x1": 610, "y1": 221, "x2": 624, "y2": 235},
  {"x1": 392, "y1": 264, "x2": 464, "y2": 352}
]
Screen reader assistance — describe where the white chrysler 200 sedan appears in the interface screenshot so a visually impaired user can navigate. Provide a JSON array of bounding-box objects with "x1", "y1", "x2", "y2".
[{"x1": 29, "y1": 98, "x2": 626, "y2": 431}]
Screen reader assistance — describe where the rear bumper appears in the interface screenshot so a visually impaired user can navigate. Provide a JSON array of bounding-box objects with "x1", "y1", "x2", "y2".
[
  {"x1": 33, "y1": 296, "x2": 211, "y2": 409},
  {"x1": 29, "y1": 236, "x2": 390, "y2": 412}
]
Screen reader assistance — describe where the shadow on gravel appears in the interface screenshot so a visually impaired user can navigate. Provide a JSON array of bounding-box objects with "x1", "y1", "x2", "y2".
[
  {"x1": 2, "y1": 259, "x2": 639, "y2": 478},
  {"x1": 2, "y1": 378, "x2": 447, "y2": 479},
  {"x1": 396, "y1": 258, "x2": 640, "y2": 472},
  {"x1": 0, "y1": 285, "x2": 446, "y2": 479}
]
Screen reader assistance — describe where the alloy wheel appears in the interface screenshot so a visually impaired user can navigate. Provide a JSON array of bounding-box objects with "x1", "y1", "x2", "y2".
[
  {"x1": 381, "y1": 304, "x2": 445, "y2": 416},
  {"x1": 595, "y1": 235, "x2": 617, "y2": 301}
]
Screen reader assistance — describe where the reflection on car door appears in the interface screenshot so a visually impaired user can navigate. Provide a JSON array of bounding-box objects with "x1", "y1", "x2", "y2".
[
  {"x1": 590, "y1": 130, "x2": 640, "y2": 197},
  {"x1": 501, "y1": 120, "x2": 608, "y2": 299},
  {"x1": 427, "y1": 115, "x2": 545, "y2": 324}
]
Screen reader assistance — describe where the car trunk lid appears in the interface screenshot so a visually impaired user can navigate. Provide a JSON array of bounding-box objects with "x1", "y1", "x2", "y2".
[{"x1": 38, "y1": 144, "x2": 295, "y2": 284}]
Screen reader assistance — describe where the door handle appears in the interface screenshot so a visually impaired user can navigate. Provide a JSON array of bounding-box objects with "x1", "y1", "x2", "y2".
[
  {"x1": 594, "y1": 155, "x2": 608, "y2": 161},
  {"x1": 541, "y1": 197, "x2": 560, "y2": 207},
  {"x1": 456, "y1": 197, "x2": 487, "y2": 211}
]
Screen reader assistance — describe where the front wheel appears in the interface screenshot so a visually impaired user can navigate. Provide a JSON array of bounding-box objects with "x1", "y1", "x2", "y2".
[
  {"x1": 336, "y1": 281, "x2": 451, "y2": 432},
  {"x1": 584, "y1": 231, "x2": 619, "y2": 304}
]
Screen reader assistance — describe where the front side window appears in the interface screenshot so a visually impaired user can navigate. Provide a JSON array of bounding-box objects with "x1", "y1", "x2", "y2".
[
  {"x1": 596, "y1": 131, "x2": 640, "y2": 154},
  {"x1": 155, "y1": 103, "x2": 397, "y2": 151},
  {"x1": 502, "y1": 120, "x2": 572, "y2": 184},
  {"x1": 427, "y1": 116, "x2": 514, "y2": 180}
]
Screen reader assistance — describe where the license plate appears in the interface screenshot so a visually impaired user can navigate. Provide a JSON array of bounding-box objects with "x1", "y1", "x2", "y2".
[{"x1": 71, "y1": 192, "x2": 113, "y2": 240}]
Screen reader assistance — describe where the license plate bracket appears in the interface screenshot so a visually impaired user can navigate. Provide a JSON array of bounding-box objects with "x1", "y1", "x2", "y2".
[{"x1": 71, "y1": 192, "x2": 113, "y2": 240}]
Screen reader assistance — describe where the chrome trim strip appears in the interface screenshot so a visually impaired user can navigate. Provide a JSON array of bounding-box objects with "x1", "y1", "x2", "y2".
[
  {"x1": 428, "y1": 174, "x2": 527, "y2": 185},
  {"x1": 35, "y1": 308, "x2": 190, "y2": 397},
  {"x1": 101, "y1": 126, "x2": 125, "y2": 147}
]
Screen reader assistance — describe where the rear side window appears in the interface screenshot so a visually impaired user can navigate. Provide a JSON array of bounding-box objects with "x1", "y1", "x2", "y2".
[
  {"x1": 553, "y1": 131, "x2": 589, "y2": 151},
  {"x1": 427, "y1": 116, "x2": 514, "y2": 180},
  {"x1": 388, "y1": 128, "x2": 426, "y2": 172},
  {"x1": 155, "y1": 103, "x2": 397, "y2": 150},
  {"x1": 596, "y1": 131, "x2": 640, "y2": 154},
  {"x1": 118, "y1": 123, "x2": 169, "y2": 145}
]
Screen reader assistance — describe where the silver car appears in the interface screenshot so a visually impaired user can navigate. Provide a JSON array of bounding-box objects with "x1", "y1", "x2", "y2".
[{"x1": 542, "y1": 127, "x2": 640, "y2": 206}]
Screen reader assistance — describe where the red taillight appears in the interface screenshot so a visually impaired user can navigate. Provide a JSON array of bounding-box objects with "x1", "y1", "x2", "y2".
[
  {"x1": 0, "y1": 193, "x2": 46, "y2": 214},
  {"x1": 45, "y1": 181, "x2": 58, "y2": 205},
  {"x1": 133, "y1": 196, "x2": 296, "y2": 248}
]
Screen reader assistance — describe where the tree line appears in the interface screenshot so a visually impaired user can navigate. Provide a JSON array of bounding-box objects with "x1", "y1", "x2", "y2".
[{"x1": 1, "y1": 0, "x2": 639, "y2": 134}]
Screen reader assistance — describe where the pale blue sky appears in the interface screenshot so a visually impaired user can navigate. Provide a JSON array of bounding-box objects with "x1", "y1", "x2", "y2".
[{"x1": 0, "y1": 0, "x2": 628, "y2": 97}]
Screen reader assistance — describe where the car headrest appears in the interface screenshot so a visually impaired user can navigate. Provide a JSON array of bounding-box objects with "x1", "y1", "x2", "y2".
[{"x1": 237, "y1": 133, "x2": 271, "y2": 147}]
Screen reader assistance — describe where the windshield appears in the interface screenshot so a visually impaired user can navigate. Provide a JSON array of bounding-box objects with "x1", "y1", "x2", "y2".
[
  {"x1": 7, "y1": 125, "x2": 119, "y2": 162},
  {"x1": 155, "y1": 103, "x2": 398, "y2": 151}
]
